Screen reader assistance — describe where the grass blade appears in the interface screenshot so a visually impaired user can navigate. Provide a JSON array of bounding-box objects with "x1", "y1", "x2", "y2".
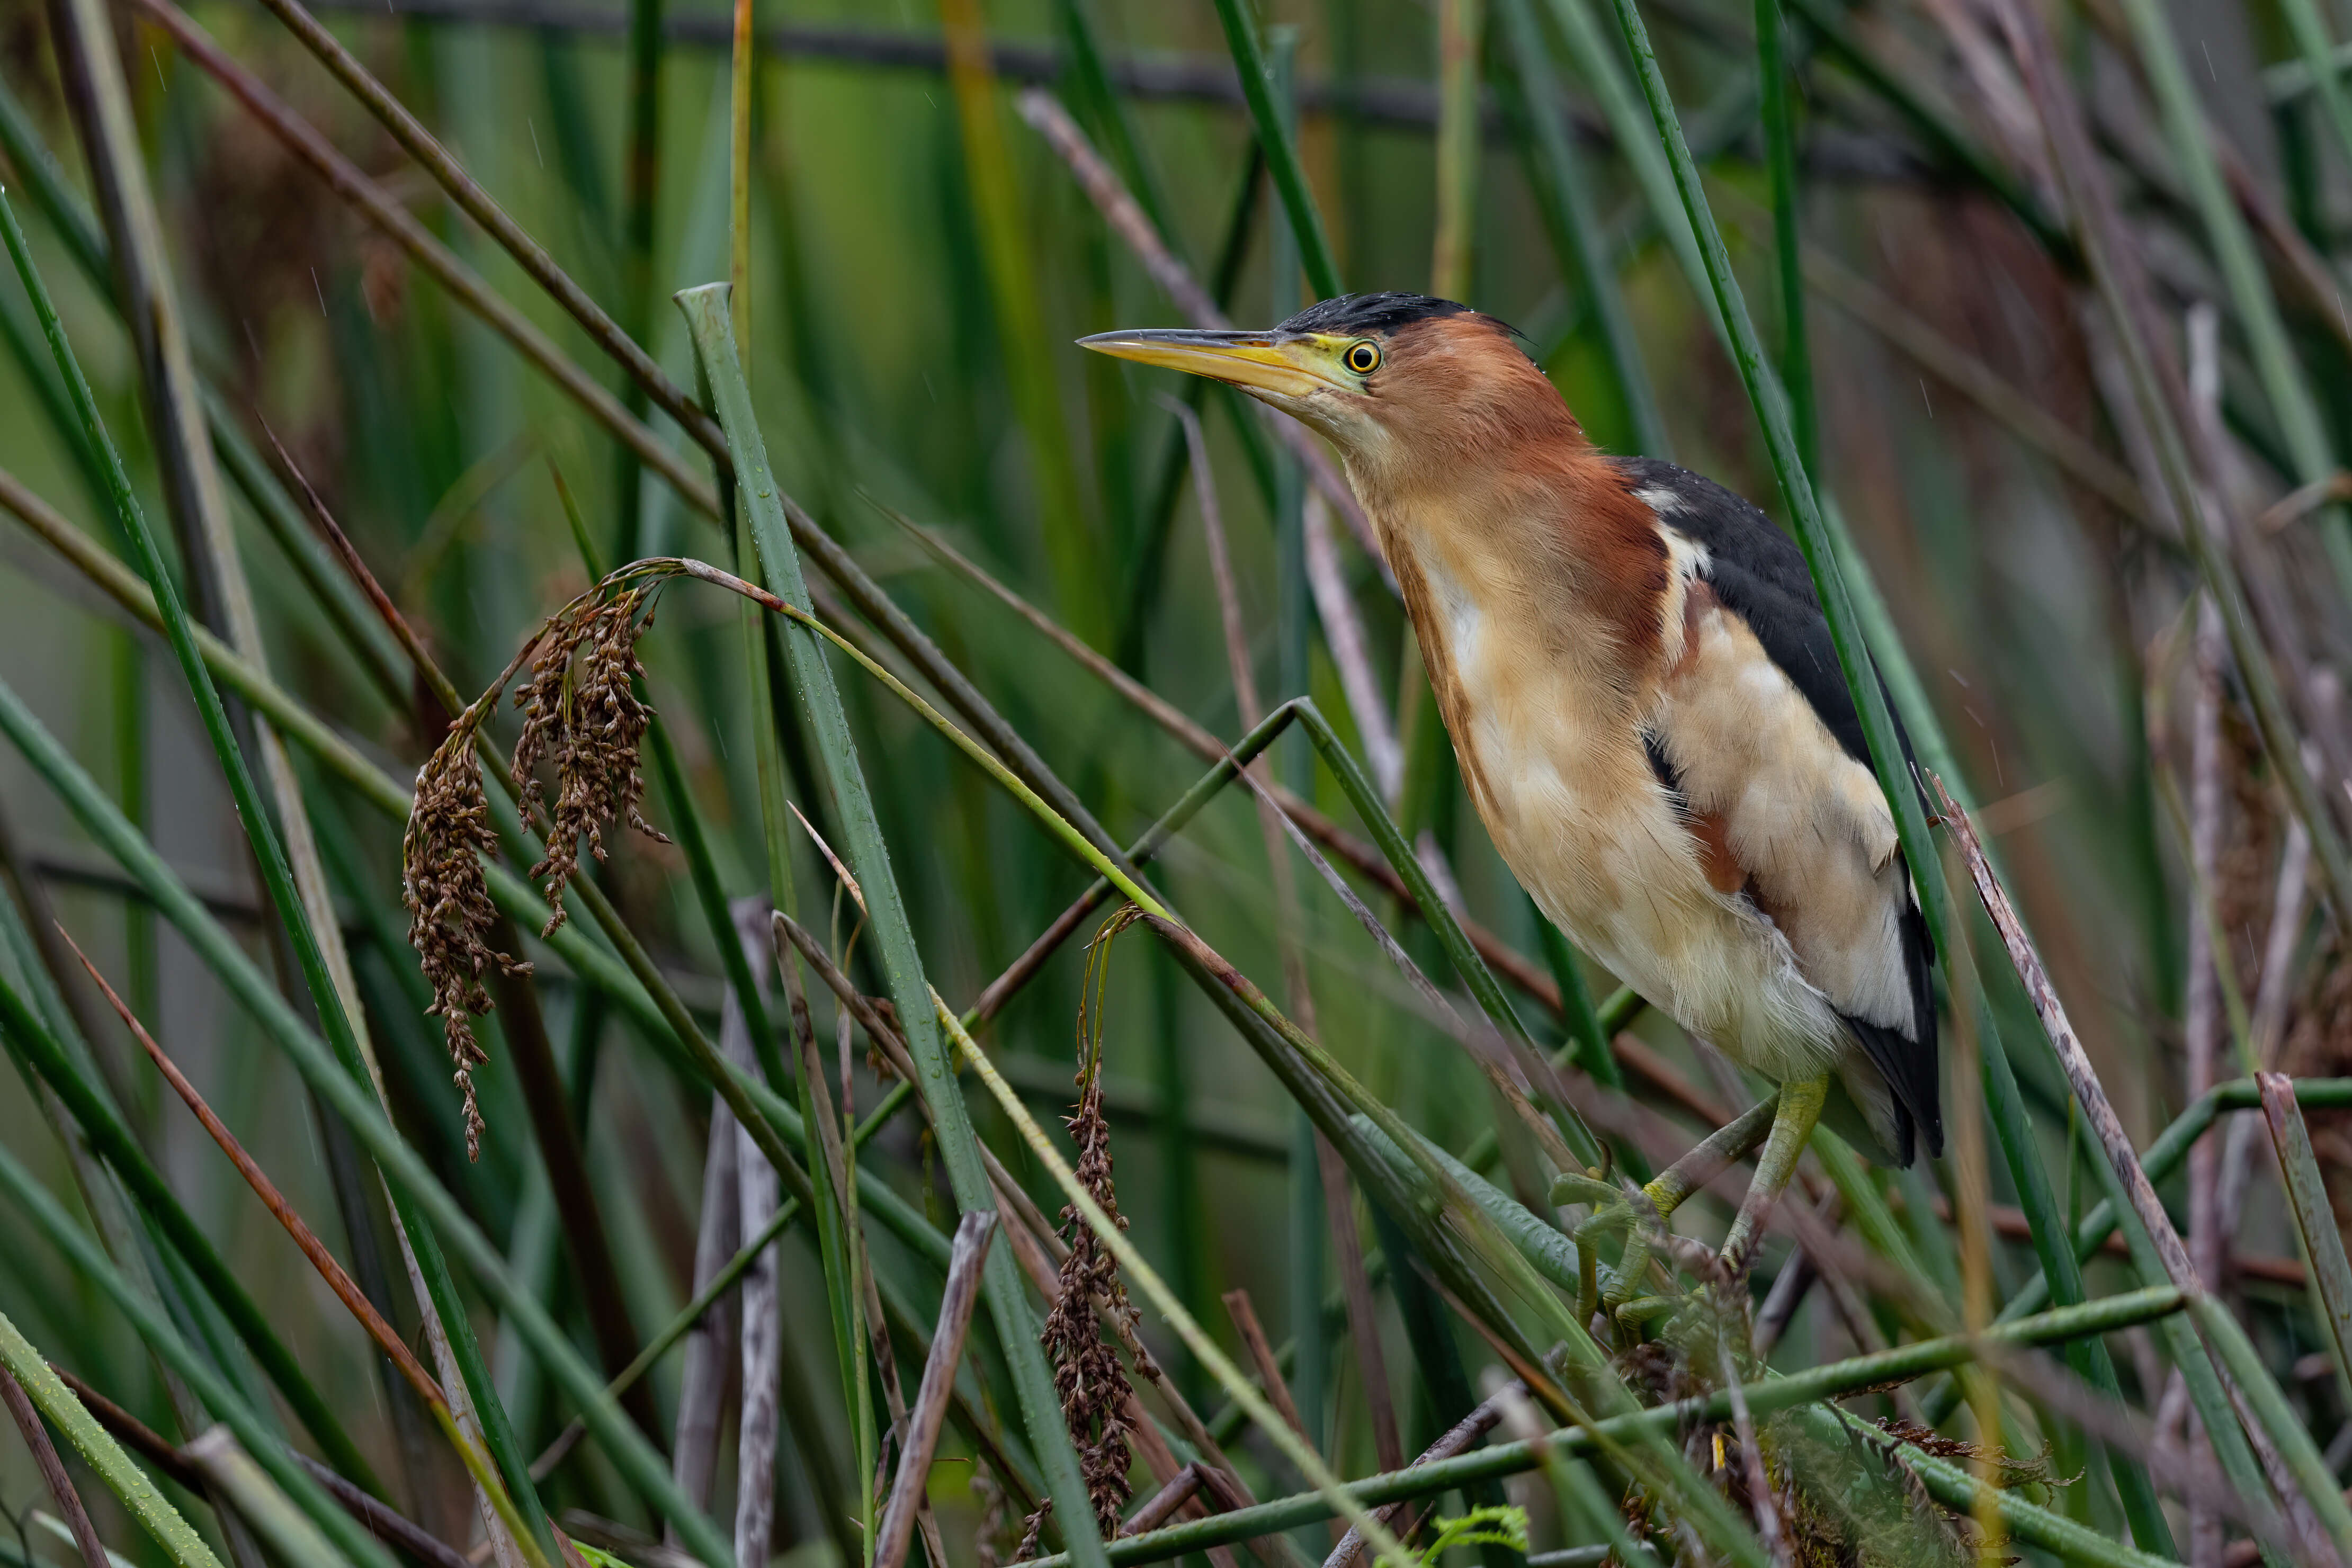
[
  {"x1": 936, "y1": 0, "x2": 1105, "y2": 642},
  {"x1": 1430, "y1": 0, "x2": 1482, "y2": 301},
  {"x1": 678, "y1": 283, "x2": 1111, "y2": 1568},
  {"x1": 2257, "y1": 1071, "x2": 2352, "y2": 1415},
  {"x1": 0, "y1": 1140, "x2": 401, "y2": 1568},
  {"x1": 1, "y1": 1335, "x2": 176, "y2": 1561},
  {"x1": 1752, "y1": 0, "x2": 1812, "y2": 477},
  {"x1": 1209, "y1": 0, "x2": 1341, "y2": 300},
  {"x1": 1490, "y1": 0, "x2": 1670, "y2": 458}
]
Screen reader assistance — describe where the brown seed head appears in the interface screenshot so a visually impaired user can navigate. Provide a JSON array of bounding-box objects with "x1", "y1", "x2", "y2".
[
  {"x1": 512, "y1": 584, "x2": 670, "y2": 934},
  {"x1": 402, "y1": 724, "x2": 528, "y2": 1159}
]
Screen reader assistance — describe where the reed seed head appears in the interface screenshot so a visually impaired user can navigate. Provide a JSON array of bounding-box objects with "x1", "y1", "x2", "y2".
[
  {"x1": 512, "y1": 583, "x2": 669, "y2": 935},
  {"x1": 403, "y1": 725, "x2": 527, "y2": 1159}
]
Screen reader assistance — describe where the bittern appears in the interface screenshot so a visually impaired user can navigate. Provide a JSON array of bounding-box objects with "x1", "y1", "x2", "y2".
[{"x1": 1082, "y1": 293, "x2": 1939, "y2": 1294}]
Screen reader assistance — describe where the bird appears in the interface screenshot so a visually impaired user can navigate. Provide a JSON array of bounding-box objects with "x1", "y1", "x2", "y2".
[{"x1": 1080, "y1": 291, "x2": 1939, "y2": 1288}]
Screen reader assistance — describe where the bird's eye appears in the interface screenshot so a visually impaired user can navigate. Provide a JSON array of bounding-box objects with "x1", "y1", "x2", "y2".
[{"x1": 1344, "y1": 341, "x2": 1381, "y2": 375}]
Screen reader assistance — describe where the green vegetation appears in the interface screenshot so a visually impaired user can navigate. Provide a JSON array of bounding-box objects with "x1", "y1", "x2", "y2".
[{"x1": 1, "y1": 0, "x2": 2350, "y2": 1564}]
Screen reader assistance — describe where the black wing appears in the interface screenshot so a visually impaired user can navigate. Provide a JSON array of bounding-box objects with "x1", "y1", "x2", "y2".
[{"x1": 1616, "y1": 456, "x2": 1943, "y2": 1160}]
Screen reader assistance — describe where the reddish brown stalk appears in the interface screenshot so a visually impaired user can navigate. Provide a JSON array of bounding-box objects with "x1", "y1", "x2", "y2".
[
  {"x1": 1219, "y1": 1291, "x2": 1314, "y2": 1450},
  {"x1": 2, "y1": 1365, "x2": 109, "y2": 1568},
  {"x1": 260, "y1": 424, "x2": 462, "y2": 718},
  {"x1": 60, "y1": 929, "x2": 446, "y2": 1414}
]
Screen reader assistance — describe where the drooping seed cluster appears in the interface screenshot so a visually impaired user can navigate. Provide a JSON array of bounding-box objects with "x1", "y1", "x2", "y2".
[
  {"x1": 1023, "y1": 910, "x2": 1157, "y2": 1551},
  {"x1": 403, "y1": 576, "x2": 675, "y2": 1159},
  {"x1": 402, "y1": 726, "x2": 525, "y2": 1160},
  {"x1": 511, "y1": 584, "x2": 669, "y2": 935}
]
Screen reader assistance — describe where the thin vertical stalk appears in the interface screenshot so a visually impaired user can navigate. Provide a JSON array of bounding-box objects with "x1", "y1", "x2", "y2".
[
  {"x1": 1939, "y1": 868, "x2": 2004, "y2": 1555},
  {"x1": 1489, "y1": 0, "x2": 1668, "y2": 458},
  {"x1": 2186, "y1": 599, "x2": 2226, "y2": 1337},
  {"x1": 727, "y1": 904, "x2": 784, "y2": 1568},
  {"x1": 678, "y1": 286, "x2": 1110, "y2": 1568},
  {"x1": 1210, "y1": 0, "x2": 1342, "y2": 300},
  {"x1": 1257, "y1": 30, "x2": 1330, "y2": 1471},
  {"x1": 1051, "y1": 0, "x2": 1175, "y2": 240},
  {"x1": 935, "y1": 0, "x2": 1104, "y2": 643},
  {"x1": 669, "y1": 1066, "x2": 740, "y2": 1517},
  {"x1": 1538, "y1": 0, "x2": 1717, "y2": 334},
  {"x1": 729, "y1": 0, "x2": 754, "y2": 361},
  {"x1": 3, "y1": 1361, "x2": 114, "y2": 1568},
  {"x1": 1753, "y1": 0, "x2": 1813, "y2": 477},
  {"x1": 2256, "y1": 1072, "x2": 2352, "y2": 1414},
  {"x1": 877, "y1": 1213, "x2": 997, "y2": 1568},
  {"x1": 618, "y1": 0, "x2": 664, "y2": 556},
  {"x1": 1432, "y1": 0, "x2": 1484, "y2": 300},
  {"x1": 2274, "y1": 0, "x2": 2352, "y2": 181},
  {"x1": 1597, "y1": 0, "x2": 1932, "y2": 947}
]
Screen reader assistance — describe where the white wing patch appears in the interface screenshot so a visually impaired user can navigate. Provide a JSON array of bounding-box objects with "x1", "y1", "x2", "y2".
[{"x1": 1648, "y1": 566, "x2": 1913, "y2": 1035}]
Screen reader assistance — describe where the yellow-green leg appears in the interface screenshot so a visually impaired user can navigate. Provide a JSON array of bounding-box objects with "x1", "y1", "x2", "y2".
[
  {"x1": 1557, "y1": 1093, "x2": 1782, "y2": 1322},
  {"x1": 1719, "y1": 1075, "x2": 1829, "y2": 1277}
]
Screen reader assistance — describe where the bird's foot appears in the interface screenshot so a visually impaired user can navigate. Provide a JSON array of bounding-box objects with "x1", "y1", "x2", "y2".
[
  {"x1": 1550, "y1": 1094, "x2": 1784, "y2": 1336},
  {"x1": 1552, "y1": 1168, "x2": 1696, "y2": 1334}
]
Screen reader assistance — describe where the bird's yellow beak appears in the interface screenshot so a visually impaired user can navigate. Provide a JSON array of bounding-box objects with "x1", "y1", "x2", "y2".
[{"x1": 1077, "y1": 328, "x2": 1344, "y2": 400}]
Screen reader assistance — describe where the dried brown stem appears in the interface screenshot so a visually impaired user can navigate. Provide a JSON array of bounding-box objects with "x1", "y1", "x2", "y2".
[
  {"x1": 1321, "y1": 1382, "x2": 1514, "y2": 1568},
  {"x1": 1121, "y1": 1465, "x2": 1206, "y2": 1538},
  {"x1": 876, "y1": 1212, "x2": 997, "y2": 1568},
  {"x1": 1220, "y1": 1291, "x2": 1313, "y2": 1450}
]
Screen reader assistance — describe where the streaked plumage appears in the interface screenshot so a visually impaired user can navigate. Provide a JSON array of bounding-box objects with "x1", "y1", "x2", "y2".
[{"x1": 1081, "y1": 293, "x2": 1940, "y2": 1175}]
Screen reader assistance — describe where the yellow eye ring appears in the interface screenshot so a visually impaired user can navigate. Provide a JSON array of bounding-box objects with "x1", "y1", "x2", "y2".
[{"x1": 1344, "y1": 341, "x2": 1381, "y2": 375}]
